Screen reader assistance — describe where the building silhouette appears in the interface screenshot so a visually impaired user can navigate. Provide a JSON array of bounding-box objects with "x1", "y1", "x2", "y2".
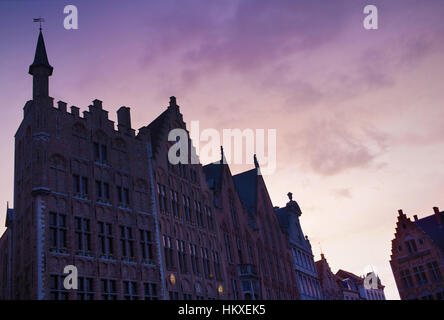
[
  {"x1": 0, "y1": 30, "x2": 306, "y2": 300},
  {"x1": 315, "y1": 253, "x2": 343, "y2": 300},
  {"x1": 390, "y1": 208, "x2": 444, "y2": 300},
  {"x1": 275, "y1": 193, "x2": 322, "y2": 299}
]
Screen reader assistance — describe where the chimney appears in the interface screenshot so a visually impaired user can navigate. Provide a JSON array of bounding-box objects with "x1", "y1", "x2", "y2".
[
  {"x1": 321, "y1": 253, "x2": 325, "y2": 260},
  {"x1": 413, "y1": 214, "x2": 418, "y2": 221},
  {"x1": 117, "y1": 106, "x2": 131, "y2": 130},
  {"x1": 57, "y1": 101, "x2": 67, "y2": 112},
  {"x1": 92, "y1": 99, "x2": 102, "y2": 109},
  {"x1": 433, "y1": 207, "x2": 442, "y2": 225}
]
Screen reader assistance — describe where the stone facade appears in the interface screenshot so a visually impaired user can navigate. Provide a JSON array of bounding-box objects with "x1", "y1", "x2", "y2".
[{"x1": 390, "y1": 208, "x2": 444, "y2": 300}]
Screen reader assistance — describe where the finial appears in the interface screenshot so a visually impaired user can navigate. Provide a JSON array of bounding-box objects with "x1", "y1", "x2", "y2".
[
  {"x1": 287, "y1": 192, "x2": 293, "y2": 201},
  {"x1": 220, "y1": 146, "x2": 225, "y2": 164},
  {"x1": 254, "y1": 154, "x2": 259, "y2": 168},
  {"x1": 33, "y1": 17, "x2": 45, "y2": 31}
]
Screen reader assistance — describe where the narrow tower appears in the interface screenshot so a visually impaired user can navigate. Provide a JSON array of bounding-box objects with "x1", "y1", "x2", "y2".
[{"x1": 28, "y1": 30, "x2": 53, "y2": 100}]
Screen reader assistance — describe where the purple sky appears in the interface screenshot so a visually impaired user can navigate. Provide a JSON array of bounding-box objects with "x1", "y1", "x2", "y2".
[{"x1": 2, "y1": 0, "x2": 444, "y2": 299}]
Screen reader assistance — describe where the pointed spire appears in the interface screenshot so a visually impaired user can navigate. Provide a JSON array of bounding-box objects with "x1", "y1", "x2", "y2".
[
  {"x1": 29, "y1": 30, "x2": 53, "y2": 76},
  {"x1": 220, "y1": 146, "x2": 227, "y2": 164}
]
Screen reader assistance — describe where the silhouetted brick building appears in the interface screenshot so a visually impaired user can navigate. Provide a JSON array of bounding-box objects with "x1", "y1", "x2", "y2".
[
  {"x1": 275, "y1": 195, "x2": 322, "y2": 299},
  {"x1": 203, "y1": 154, "x2": 300, "y2": 300},
  {"x1": 0, "y1": 30, "x2": 305, "y2": 300},
  {"x1": 315, "y1": 254, "x2": 343, "y2": 300},
  {"x1": 390, "y1": 208, "x2": 444, "y2": 300}
]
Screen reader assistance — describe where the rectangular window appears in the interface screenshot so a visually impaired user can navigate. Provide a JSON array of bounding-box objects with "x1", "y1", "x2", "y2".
[
  {"x1": 120, "y1": 226, "x2": 135, "y2": 259},
  {"x1": 96, "y1": 181, "x2": 110, "y2": 202},
  {"x1": 169, "y1": 291, "x2": 179, "y2": 300},
  {"x1": 117, "y1": 186, "x2": 130, "y2": 207},
  {"x1": 177, "y1": 239, "x2": 188, "y2": 273},
  {"x1": 405, "y1": 239, "x2": 418, "y2": 254},
  {"x1": 49, "y1": 212, "x2": 67, "y2": 252},
  {"x1": 74, "y1": 217, "x2": 91, "y2": 255},
  {"x1": 163, "y1": 235, "x2": 175, "y2": 269},
  {"x1": 171, "y1": 190, "x2": 180, "y2": 217},
  {"x1": 183, "y1": 196, "x2": 191, "y2": 222},
  {"x1": 413, "y1": 265, "x2": 428, "y2": 285},
  {"x1": 123, "y1": 280, "x2": 139, "y2": 300},
  {"x1": 232, "y1": 279, "x2": 238, "y2": 300},
  {"x1": 224, "y1": 233, "x2": 233, "y2": 263},
  {"x1": 73, "y1": 175, "x2": 88, "y2": 197},
  {"x1": 101, "y1": 279, "x2": 117, "y2": 300},
  {"x1": 189, "y1": 243, "x2": 200, "y2": 275},
  {"x1": 213, "y1": 251, "x2": 222, "y2": 280},
  {"x1": 400, "y1": 269, "x2": 414, "y2": 289},
  {"x1": 237, "y1": 238, "x2": 243, "y2": 264},
  {"x1": 98, "y1": 221, "x2": 114, "y2": 257},
  {"x1": 195, "y1": 201, "x2": 204, "y2": 227},
  {"x1": 157, "y1": 184, "x2": 167, "y2": 213},
  {"x1": 427, "y1": 261, "x2": 442, "y2": 281},
  {"x1": 206, "y1": 206, "x2": 214, "y2": 230},
  {"x1": 77, "y1": 277, "x2": 94, "y2": 300},
  {"x1": 94, "y1": 143, "x2": 107, "y2": 164},
  {"x1": 140, "y1": 229, "x2": 154, "y2": 264},
  {"x1": 144, "y1": 282, "x2": 158, "y2": 300},
  {"x1": 202, "y1": 247, "x2": 211, "y2": 278},
  {"x1": 49, "y1": 274, "x2": 69, "y2": 300}
]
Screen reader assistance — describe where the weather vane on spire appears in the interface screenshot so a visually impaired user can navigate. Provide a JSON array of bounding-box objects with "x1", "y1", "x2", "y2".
[{"x1": 33, "y1": 17, "x2": 45, "y2": 31}]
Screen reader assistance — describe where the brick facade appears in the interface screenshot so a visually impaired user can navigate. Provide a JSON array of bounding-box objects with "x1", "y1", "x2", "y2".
[{"x1": 390, "y1": 208, "x2": 444, "y2": 300}]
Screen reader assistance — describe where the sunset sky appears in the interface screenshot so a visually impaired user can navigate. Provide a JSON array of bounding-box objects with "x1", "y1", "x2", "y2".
[{"x1": 2, "y1": 0, "x2": 444, "y2": 299}]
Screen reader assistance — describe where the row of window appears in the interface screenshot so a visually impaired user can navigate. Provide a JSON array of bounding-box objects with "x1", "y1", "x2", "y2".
[
  {"x1": 49, "y1": 275, "x2": 158, "y2": 300},
  {"x1": 72, "y1": 175, "x2": 130, "y2": 207},
  {"x1": 399, "y1": 261, "x2": 442, "y2": 289},
  {"x1": 157, "y1": 184, "x2": 214, "y2": 230},
  {"x1": 49, "y1": 213, "x2": 154, "y2": 263},
  {"x1": 291, "y1": 248, "x2": 316, "y2": 274},
  {"x1": 163, "y1": 235, "x2": 222, "y2": 280},
  {"x1": 297, "y1": 272, "x2": 322, "y2": 299}
]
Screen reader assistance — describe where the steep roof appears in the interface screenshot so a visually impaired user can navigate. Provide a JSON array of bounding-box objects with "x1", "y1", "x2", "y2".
[
  {"x1": 232, "y1": 168, "x2": 258, "y2": 216},
  {"x1": 202, "y1": 162, "x2": 223, "y2": 191},
  {"x1": 29, "y1": 30, "x2": 53, "y2": 75},
  {"x1": 5, "y1": 208, "x2": 14, "y2": 228},
  {"x1": 415, "y1": 212, "x2": 444, "y2": 251},
  {"x1": 145, "y1": 108, "x2": 170, "y2": 158}
]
